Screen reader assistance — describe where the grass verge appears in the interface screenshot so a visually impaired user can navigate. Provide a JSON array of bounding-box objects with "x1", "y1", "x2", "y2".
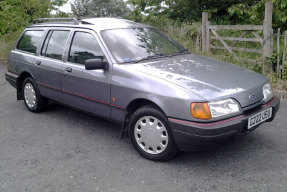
[{"x1": 0, "y1": 31, "x2": 21, "y2": 61}]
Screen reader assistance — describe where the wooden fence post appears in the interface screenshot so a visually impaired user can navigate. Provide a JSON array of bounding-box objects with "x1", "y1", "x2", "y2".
[
  {"x1": 282, "y1": 31, "x2": 287, "y2": 79},
  {"x1": 277, "y1": 28, "x2": 280, "y2": 77},
  {"x1": 202, "y1": 12, "x2": 208, "y2": 53},
  {"x1": 263, "y1": 1, "x2": 273, "y2": 58},
  {"x1": 195, "y1": 35, "x2": 200, "y2": 51},
  {"x1": 206, "y1": 21, "x2": 210, "y2": 53}
]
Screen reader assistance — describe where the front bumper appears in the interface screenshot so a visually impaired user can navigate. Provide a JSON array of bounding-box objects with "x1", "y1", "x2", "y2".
[{"x1": 169, "y1": 96, "x2": 280, "y2": 151}]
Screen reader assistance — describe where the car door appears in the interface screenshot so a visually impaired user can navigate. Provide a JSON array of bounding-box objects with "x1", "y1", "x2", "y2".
[
  {"x1": 62, "y1": 29, "x2": 111, "y2": 118},
  {"x1": 34, "y1": 29, "x2": 71, "y2": 102},
  {"x1": 12, "y1": 29, "x2": 45, "y2": 85}
]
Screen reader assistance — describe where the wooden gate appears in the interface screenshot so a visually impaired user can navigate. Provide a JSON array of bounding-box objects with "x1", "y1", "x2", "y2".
[{"x1": 202, "y1": 1, "x2": 273, "y2": 63}]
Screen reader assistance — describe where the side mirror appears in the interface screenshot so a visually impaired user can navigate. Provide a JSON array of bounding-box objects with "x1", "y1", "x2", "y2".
[{"x1": 85, "y1": 59, "x2": 109, "y2": 70}]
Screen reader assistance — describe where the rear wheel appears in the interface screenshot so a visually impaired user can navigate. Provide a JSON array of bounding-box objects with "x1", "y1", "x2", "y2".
[
  {"x1": 22, "y1": 77, "x2": 48, "y2": 112},
  {"x1": 129, "y1": 105, "x2": 178, "y2": 161}
]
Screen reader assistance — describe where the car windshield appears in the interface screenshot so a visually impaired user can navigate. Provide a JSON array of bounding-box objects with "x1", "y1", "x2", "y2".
[{"x1": 101, "y1": 28, "x2": 186, "y2": 63}]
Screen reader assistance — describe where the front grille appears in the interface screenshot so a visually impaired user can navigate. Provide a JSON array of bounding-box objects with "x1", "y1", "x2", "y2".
[{"x1": 242, "y1": 100, "x2": 263, "y2": 113}]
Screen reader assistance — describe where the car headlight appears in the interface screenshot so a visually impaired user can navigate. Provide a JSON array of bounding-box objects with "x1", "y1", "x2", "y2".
[
  {"x1": 208, "y1": 99, "x2": 240, "y2": 118},
  {"x1": 263, "y1": 83, "x2": 273, "y2": 102},
  {"x1": 191, "y1": 99, "x2": 240, "y2": 120}
]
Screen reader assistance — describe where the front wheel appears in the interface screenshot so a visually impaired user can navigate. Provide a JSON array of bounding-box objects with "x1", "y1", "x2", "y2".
[{"x1": 128, "y1": 105, "x2": 178, "y2": 161}]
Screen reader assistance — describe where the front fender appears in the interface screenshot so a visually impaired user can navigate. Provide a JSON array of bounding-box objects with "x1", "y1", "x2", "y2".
[{"x1": 111, "y1": 64, "x2": 206, "y2": 121}]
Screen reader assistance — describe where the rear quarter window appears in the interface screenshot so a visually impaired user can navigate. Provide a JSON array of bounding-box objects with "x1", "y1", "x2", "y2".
[{"x1": 16, "y1": 30, "x2": 44, "y2": 54}]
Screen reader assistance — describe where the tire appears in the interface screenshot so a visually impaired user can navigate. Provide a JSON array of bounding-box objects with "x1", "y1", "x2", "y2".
[
  {"x1": 22, "y1": 77, "x2": 48, "y2": 112},
  {"x1": 128, "y1": 105, "x2": 178, "y2": 161}
]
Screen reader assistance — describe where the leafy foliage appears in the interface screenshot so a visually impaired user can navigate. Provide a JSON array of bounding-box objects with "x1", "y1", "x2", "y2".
[
  {"x1": 128, "y1": 0, "x2": 287, "y2": 30},
  {"x1": 71, "y1": 0, "x2": 130, "y2": 18},
  {"x1": 228, "y1": 0, "x2": 287, "y2": 30},
  {"x1": 0, "y1": 0, "x2": 67, "y2": 35},
  {"x1": 0, "y1": 0, "x2": 68, "y2": 60},
  {"x1": 128, "y1": 0, "x2": 258, "y2": 24}
]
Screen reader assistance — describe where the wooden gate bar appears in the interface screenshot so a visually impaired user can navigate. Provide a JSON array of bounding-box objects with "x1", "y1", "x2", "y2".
[
  {"x1": 251, "y1": 31, "x2": 264, "y2": 46},
  {"x1": 208, "y1": 25, "x2": 263, "y2": 31},
  {"x1": 210, "y1": 36, "x2": 263, "y2": 43},
  {"x1": 231, "y1": 31, "x2": 248, "y2": 47},
  {"x1": 210, "y1": 29, "x2": 239, "y2": 60},
  {"x1": 210, "y1": 46, "x2": 262, "y2": 54}
]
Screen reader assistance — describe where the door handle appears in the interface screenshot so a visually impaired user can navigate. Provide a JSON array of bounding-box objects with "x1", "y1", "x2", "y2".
[
  {"x1": 35, "y1": 60, "x2": 41, "y2": 65},
  {"x1": 65, "y1": 67, "x2": 72, "y2": 72}
]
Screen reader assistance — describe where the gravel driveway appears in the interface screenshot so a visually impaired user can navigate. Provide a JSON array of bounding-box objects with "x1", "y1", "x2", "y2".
[{"x1": 0, "y1": 63, "x2": 286, "y2": 192}]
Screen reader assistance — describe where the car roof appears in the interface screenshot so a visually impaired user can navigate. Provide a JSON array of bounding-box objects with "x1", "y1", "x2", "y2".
[{"x1": 29, "y1": 17, "x2": 150, "y2": 32}]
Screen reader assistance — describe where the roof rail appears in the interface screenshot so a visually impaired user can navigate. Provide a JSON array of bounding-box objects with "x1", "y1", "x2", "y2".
[{"x1": 33, "y1": 18, "x2": 80, "y2": 25}]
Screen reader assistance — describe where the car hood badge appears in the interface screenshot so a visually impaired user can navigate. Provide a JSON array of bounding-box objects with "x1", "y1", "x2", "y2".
[{"x1": 249, "y1": 94, "x2": 256, "y2": 100}]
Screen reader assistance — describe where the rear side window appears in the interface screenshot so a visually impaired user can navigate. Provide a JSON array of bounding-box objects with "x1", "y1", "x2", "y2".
[
  {"x1": 17, "y1": 30, "x2": 44, "y2": 54},
  {"x1": 41, "y1": 30, "x2": 70, "y2": 60},
  {"x1": 68, "y1": 31, "x2": 104, "y2": 65}
]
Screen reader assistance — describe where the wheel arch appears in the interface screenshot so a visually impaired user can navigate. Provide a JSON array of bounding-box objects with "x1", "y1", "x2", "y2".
[
  {"x1": 120, "y1": 98, "x2": 167, "y2": 138},
  {"x1": 126, "y1": 98, "x2": 166, "y2": 117},
  {"x1": 17, "y1": 71, "x2": 33, "y2": 100}
]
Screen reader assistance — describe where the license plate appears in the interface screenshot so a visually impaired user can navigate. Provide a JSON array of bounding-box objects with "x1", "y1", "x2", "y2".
[{"x1": 248, "y1": 108, "x2": 272, "y2": 129}]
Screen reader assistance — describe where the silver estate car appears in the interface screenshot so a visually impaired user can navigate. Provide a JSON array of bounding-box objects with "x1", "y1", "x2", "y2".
[{"x1": 5, "y1": 18, "x2": 280, "y2": 161}]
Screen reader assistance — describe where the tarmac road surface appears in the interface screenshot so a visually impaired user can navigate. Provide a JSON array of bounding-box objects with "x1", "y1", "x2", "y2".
[{"x1": 0, "y1": 63, "x2": 286, "y2": 192}]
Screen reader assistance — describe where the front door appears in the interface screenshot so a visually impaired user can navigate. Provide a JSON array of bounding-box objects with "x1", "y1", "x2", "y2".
[{"x1": 62, "y1": 30, "x2": 111, "y2": 118}]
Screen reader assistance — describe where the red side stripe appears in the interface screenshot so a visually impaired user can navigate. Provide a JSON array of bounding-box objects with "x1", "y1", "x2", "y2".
[
  {"x1": 110, "y1": 103, "x2": 125, "y2": 109},
  {"x1": 169, "y1": 115, "x2": 245, "y2": 127},
  {"x1": 37, "y1": 82, "x2": 61, "y2": 91},
  {"x1": 36, "y1": 81, "x2": 125, "y2": 109},
  {"x1": 62, "y1": 89, "x2": 111, "y2": 105}
]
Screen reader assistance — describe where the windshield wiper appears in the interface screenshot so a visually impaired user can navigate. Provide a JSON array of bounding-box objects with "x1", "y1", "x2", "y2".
[
  {"x1": 127, "y1": 50, "x2": 188, "y2": 64},
  {"x1": 171, "y1": 48, "x2": 190, "y2": 56},
  {"x1": 133, "y1": 53, "x2": 170, "y2": 63}
]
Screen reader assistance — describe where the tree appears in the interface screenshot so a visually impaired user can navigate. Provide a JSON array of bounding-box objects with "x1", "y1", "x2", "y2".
[
  {"x1": 129, "y1": 0, "x2": 287, "y2": 31},
  {"x1": 128, "y1": 0, "x2": 258, "y2": 24},
  {"x1": 71, "y1": 0, "x2": 130, "y2": 18},
  {"x1": 0, "y1": 0, "x2": 67, "y2": 35},
  {"x1": 228, "y1": 0, "x2": 287, "y2": 30}
]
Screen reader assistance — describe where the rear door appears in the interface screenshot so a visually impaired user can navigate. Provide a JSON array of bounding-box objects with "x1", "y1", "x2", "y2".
[
  {"x1": 34, "y1": 29, "x2": 71, "y2": 102},
  {"x1": 62, "y1": 29, "x2": 111, "y2": 118},
  {"x1": 10, "y1": 29, "x2": 44, "y2": 80}
]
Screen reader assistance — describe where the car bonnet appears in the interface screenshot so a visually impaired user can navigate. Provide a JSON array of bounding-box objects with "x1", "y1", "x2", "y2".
[{"x1": 127, "y1": 54, "x2": 268, "y2": 108}]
